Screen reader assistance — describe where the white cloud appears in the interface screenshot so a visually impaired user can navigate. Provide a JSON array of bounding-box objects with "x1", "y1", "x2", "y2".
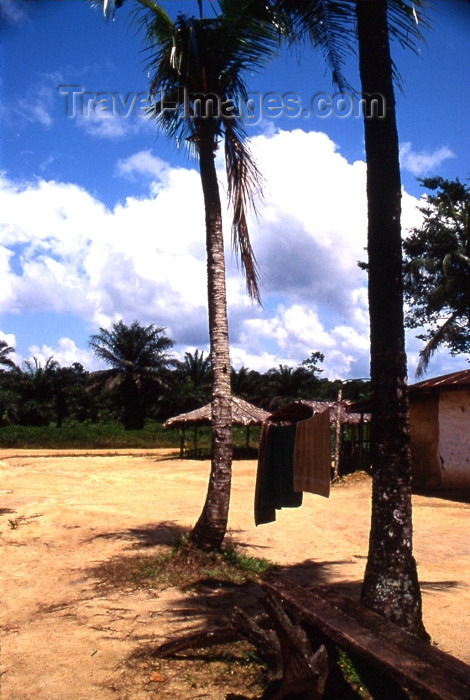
[
  {"x1": 0, "y1": 129, "x2": 429, "y2": 378},
  {"x1": 116, "y1": 150, "x2": 170, "y2": 179},
  {"x1": 1, "y1": 75, "x2": 59, "y2": 129},
  {"x1": 26, "y1": 337, "x2": 96, "y2": 371},
  {"x1": 400, "y1": 142, "x2": 455, "y2": 176},
  {"x1": 75, "y1": 110, "x2": 135, "y2": 139},
  {"x1": 0, "y1": 331, "x2": 21, "y2": 367},
  {"x1": 74, "y1": 104, "x2": 154, "y2": 140}
]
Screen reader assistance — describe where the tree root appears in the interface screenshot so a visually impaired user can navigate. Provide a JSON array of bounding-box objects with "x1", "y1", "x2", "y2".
[{"x1": 151, "y1": 589, "x2": 329, "y2": 700}]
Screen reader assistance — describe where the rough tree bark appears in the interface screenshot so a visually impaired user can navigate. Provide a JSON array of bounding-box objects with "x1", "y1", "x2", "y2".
[
  {"x1": 190, "y1": 132, "x2": 233, "y2": 551},
  {"x1": 356, "y1": 0, "x2": 428, "y2": 639}
]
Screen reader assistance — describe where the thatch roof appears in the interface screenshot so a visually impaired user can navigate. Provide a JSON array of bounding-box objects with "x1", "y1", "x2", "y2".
[
  {"x1": 277, "y1": 400, "x2": 370, "y2": 425},
  {"x1": 163, "y1": 396, "x2": 269, "y2": 429}
]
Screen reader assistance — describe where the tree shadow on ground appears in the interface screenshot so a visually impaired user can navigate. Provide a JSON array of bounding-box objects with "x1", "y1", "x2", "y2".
[
  {"x1": 86, "y1": 519, "x2": 463, "y2": 610},
  {"x1": 414, "y1": 488, "x2": 470, "y2": 504},
  {"x1": 84, "y1": 520, "x2": 188, "y2": 548},
  {"x1": 86, "y1": 521, "x2": 466, "y2": 699}
]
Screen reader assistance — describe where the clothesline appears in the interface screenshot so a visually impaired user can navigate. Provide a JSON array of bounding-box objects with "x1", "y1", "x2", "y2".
[{"x1": 254, "y1": 404, "x2": 331, "y2": 526}]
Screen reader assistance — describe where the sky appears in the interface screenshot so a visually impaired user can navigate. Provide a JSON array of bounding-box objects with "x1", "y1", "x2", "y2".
[{"x1": 1, "y1": 0, "x2": 470, "y2": 383}]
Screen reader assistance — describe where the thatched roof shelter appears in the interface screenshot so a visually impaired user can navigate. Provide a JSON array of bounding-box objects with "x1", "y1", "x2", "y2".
[
  {"x1": 163, "y1": 396, "x2": 269, "y2": 456},
  {"x1": 291, "y1": 400, "x2": 370, "y2": 424},
  {"x1": 164, "y1": 396, "x2": 269, "y2": 429}
]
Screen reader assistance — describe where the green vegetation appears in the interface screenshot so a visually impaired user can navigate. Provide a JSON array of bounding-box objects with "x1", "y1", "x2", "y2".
[
  {"x1": 90, "y1": 534, "x2": 274, "y2": 592},
  {"x1": 0, "y1": 420, "x2": 174, "y2": 449},
  {"x1": 0, "y1": 329, "x2": 370, "y2": 442},
  {"x1": 338, "y1": 651, "x2": 373, "y2": 699},
  {"x1": 0, "y1": 420, "x2": 260, "y2": 450},
  {"x1": 403, "y1": 176, "x2": 470, "y2": 377}
]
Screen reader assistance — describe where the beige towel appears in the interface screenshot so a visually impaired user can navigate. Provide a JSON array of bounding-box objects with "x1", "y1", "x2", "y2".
[{"x1": 293, "y1": 408, "x2": 331, "y2": 498}]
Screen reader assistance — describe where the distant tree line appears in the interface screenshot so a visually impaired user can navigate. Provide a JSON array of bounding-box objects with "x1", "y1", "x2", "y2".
[{"x1": 0, "y1": 322, "x2": 370, "y2": 430}]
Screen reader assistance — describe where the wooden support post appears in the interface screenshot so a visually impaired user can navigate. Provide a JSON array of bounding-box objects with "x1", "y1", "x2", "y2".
[{"x1": 333, "y1": 389, "x2": 342, "y2": 480}]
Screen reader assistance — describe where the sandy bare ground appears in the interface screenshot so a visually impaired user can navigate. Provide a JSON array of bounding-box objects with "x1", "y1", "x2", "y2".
[{"x1": 0, "y1": 449, "x2": 469, "y2": 699}]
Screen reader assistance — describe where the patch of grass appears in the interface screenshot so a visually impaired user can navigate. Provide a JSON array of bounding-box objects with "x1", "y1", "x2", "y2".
[
  {"x1": 0, "y1": 421, "x2": 179, "y2": 449},
  {"x1": 338, "y1": 651, "x2": 374, "y2": 699},
  {"x1": 0, "y1": 420, "x2": 261, "y2": 453},
  {"x1": 90, "y1": 534, "x2": 274, "y2": 592}
]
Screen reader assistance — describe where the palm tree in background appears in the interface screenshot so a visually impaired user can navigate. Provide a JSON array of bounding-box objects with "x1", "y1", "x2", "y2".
[
  {"x1": 0, "y1": 339, "x2": 16, "y2": 370},
  {"x1": 172, "y1": 349, "x2": 212, "y2": 413},
  {"x1": 89, "y1": 320, "x2": 174, "y2": 430},
  {"x1": 265, "y1": 364, "x2": 314, "y2": 410},
  {"x1": 14, "y1": 357, "x2": 58, "y2": 426}
]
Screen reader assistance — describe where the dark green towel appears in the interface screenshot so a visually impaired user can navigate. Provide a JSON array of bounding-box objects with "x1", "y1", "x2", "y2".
[{"x1": 256, "y1": 422, "x2": 302, "y2": 522}]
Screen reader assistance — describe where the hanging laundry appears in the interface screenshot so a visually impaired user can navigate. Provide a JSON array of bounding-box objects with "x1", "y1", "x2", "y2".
[
  {"x1": 254, "y1": 422, "x2": 275, "y2": 525},
  {"x1": 254, "y1": 421, "x2": 302, "y2": 525},
  {"x1": 293, "y1": 408, "x2": 331, "y2": 498},
  {"x1": 255, "y1": 401, "x2": 333, "y2": 525}
]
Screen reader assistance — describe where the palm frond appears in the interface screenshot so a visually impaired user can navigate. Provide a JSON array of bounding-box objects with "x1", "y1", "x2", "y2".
[
  {"x1": 268, "y1": 0, "x2": 356, "y2": 91},
  {"x1": 387, "y1": 0, "x2": 429, "y2": 51},
  {"x1": 270, "y1": 0, "x2": 429, "y2": 91},
  {"x1": 141, "y1": 5, "x2": 279, "y2": 302},
  {"x1": 224, "y1": 120, "x2": 262, "y2": 303},
  {"x1": 415, "y1": 312, "x2": 458, "y2": 378}
]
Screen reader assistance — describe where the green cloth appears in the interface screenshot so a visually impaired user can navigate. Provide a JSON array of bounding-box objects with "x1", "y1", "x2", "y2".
[{"x1": 255, "y1": 422, "x2": 302, "y2": 525}]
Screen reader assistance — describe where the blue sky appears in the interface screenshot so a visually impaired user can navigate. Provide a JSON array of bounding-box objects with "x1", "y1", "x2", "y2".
[{"x1": 1, "y1": 0, "x2": 470, "y2": 381}]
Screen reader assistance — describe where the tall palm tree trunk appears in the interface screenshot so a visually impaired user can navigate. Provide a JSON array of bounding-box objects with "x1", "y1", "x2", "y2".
[
  {"x1": 190, "y1": 134, "x2": 233, "y2": 551},
  {"x1": 356, "y1": 0, "x2": 427, "y2": 638}
]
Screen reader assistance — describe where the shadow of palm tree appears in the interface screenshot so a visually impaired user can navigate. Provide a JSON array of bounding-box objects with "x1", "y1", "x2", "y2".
[
  {"x1": 85, "y1": 520, "x2": 188, "y2": 548},
  {"x1": 84, "y1": 521, "x2": 468, "y2": 699}
]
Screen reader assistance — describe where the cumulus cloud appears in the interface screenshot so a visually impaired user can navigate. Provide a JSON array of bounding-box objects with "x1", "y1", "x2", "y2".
[
  {"x1": 26, "y1": 337, "x2": 96, "y2": 371},
  {"x1": 116, "y1": 150, "x2": 170, "y2": 179},
  {"x1": 0, "y1": 129, "x2": 426, "y2": 378},
  {"x1": 400, "y1": 142, "x2": 455, "y2": 176}
]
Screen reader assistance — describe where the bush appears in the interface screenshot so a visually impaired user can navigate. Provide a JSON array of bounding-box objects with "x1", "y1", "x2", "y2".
[
  {"x1": 0, "y1": 420, "x2": 179, "y2": 449},
  {"x1": 0, "y1": 420, "x2": 261, "y2": 452}
]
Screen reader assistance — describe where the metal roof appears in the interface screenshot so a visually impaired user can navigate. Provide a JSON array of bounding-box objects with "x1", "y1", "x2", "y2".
[{"x1": 410, "y1": 369, "x2": 470, "y2": 393}]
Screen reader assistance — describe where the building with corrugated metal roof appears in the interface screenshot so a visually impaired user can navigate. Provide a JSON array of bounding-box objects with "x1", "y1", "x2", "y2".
[{"x1": 409, "y1": 370, "x2": 470, "y2": 490}]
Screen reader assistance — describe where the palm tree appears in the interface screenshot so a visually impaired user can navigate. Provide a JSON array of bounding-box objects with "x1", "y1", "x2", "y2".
[
  {"x1": 89, "y1": 320, "x2": 174, "y2": 430},
  {"x1": 14, "y1": 357, "x2": 58, "y2": 426},
  {"x1": 255, "y1": 0, "x2": 428, "y2": 636},
  {"x1": 94, "y1": 0, "x2": 276, "y2": 549},
  {"x1": 230, "y1": 365, "x2": 264, "y2": 406},
  {"x1": 0, "y1": 339, "x2": 16, "y2": 370},
  {"x1": 355, "y1": 0, "x2": 428, "y2": 638},
  {"x1": 265, "y1": 364, "x2": 314, "y2": 409},
  {"x1": 138, "y1": 2, "x2": 277, "y2": 550},
  {"x1": 170, "y1": 349, "x2": 212, "y2": 414}
]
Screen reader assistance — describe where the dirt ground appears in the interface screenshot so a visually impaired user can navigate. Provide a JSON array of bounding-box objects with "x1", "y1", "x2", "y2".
[{"x1": 1, "y1": 449, "x2": 469, "y2": 699}]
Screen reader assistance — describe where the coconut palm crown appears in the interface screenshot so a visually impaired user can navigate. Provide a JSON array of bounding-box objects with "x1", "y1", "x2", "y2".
[{"x1": 141, "y1": 1, "x2": 281, "y2": 303}]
